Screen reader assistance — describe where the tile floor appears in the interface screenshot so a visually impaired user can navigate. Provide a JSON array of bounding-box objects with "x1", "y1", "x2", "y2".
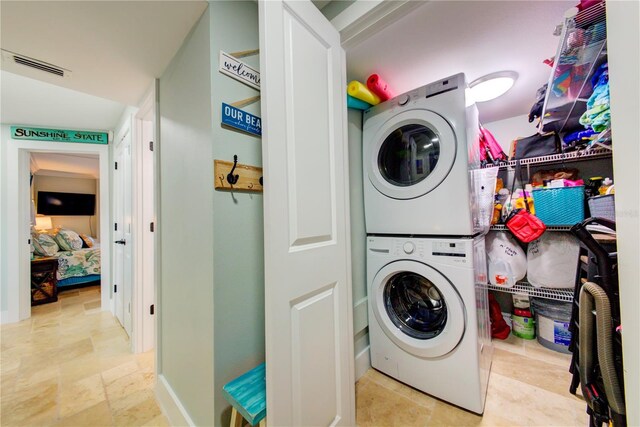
[
  {"x1": 2, "y1": 285, "x2": 589, "y2": 426},
  {"x1": 356, "y1": 334, "x2": 589, "y2": 426},
  {"x1": 0, "y1": 285, "x2": 168, "y2": 426}
]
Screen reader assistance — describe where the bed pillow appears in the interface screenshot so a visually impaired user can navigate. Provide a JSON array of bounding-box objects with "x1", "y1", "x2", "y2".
[
  {"x1": 54, "y1": 228, "x2": 83, "y2": 251},
  {"x1": 79, "y1": 234, "x2": 95, "y2": 248},
  {"x1": 32, "y1": 233, "x2": 60, "y2": 256}
]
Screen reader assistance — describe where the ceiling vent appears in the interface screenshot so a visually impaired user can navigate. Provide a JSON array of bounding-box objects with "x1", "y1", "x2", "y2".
[{"x1": 1, "y1": 49, "x2": 70, "y2": 77}]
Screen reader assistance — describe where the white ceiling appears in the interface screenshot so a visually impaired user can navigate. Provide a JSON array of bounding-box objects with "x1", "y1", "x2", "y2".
[
  {"x1": 31, "y1": 152, "x2": 99, "y2": 179},
  {"x1": 0, "y1": 1, "x2": 207, "y2": 106},
  {"x1": 1, "y1": 70, "x2": 126, "y2": 130},
  {"x1": 346, "y1": 1, "x2": 574, "y2": 124}
]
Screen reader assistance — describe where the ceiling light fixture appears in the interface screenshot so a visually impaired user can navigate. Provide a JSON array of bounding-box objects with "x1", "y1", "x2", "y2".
[{"x1": 469, "y1": 71, "x2": 518, "y2": 103}]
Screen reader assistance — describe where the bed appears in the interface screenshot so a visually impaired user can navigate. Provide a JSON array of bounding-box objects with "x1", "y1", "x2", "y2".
[{"x1": 52, "y1": 246, "x2": 101, "y2": 288}]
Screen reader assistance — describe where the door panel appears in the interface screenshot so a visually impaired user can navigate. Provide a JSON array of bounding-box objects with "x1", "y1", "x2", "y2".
[
  {"x1": 114, "y1": 147, "x2": 124, "y2": 327},
  {"x1": 260, "y1": 1, "x2": 355, "y2": 425}
]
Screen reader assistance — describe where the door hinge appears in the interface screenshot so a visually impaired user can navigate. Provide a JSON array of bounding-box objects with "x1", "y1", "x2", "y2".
[
  {"x1": 128, "y1": 302, "x2": 131, "y2": 313},
  {"x1": 150, "y1": 304, "x2": 155, "y2": 315},
  {"x1": 28, "y1": 238, "x2": 31, "y2": 245},
  {"x1": 114, "y1": 223, "x2": 118, "y2": 231},
  {"x1": 114, "y1": 284, "x2": 117, "y2": 293},
  {"x1": 115, "y1": 161, "x2": 118, "y2": 170},
  {"x1": 150, "y1": 222, "x2": 155, "y2": 232},
  {"x1": 149, "y1": 141, "x2": 154, "y2": 151}
]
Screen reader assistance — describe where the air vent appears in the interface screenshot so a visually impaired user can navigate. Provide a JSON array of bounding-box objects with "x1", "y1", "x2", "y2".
[
  {"x1": 1, "y1": 49, "x2": 70, "y2": 78},
  {"x1": 14, "y1": 56, "x2": 64, "y2": 76}
]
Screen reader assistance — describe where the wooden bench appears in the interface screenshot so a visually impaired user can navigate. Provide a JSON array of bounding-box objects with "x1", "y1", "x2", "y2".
[{"x1": 222, "y1": 363, "x2": 266, "y2": 427}]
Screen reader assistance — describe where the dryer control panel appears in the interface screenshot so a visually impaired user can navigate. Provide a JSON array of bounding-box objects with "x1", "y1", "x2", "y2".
[{"x1": 368, "y1": 236, "x2": 473, "y2": 267}]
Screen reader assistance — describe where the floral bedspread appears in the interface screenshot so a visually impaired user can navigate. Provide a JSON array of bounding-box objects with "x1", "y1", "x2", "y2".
[{"x1": 53, "y1": 247, "x2": 101, "y2": 281}]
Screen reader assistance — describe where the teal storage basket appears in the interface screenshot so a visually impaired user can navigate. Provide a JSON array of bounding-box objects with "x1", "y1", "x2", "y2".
[{"x1": 532, "y1": 186, "x2": 585, "y2": 226}]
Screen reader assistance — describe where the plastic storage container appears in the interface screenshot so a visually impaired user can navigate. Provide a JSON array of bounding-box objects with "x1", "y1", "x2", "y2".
[
  {"x1": 588, "y1": 194, "x2": 615, "y2": 221},
  {"x1": 531, "y1": 298, "x2": 573, "y2": 354},
  {"x1": 532, "y1": 186, "x2": 585, "y2": 226},
  {"x1": 512, "y1": 313, "x2": 535, "y2": 340}
]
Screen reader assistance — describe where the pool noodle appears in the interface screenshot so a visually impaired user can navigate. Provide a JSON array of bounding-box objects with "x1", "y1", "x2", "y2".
[
  {"x1": 366, "y1": 74, "x2": 394, "y2": 102},
  {"x1": 347, "y1": 81, "x2": 380, "y2": 105},
  {"x1": 347, "y1": 94, "x2": 372, "y2": 110}
]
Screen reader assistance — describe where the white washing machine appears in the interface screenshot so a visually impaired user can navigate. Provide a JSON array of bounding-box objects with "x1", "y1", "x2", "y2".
[
  {"x1": 367, "y1": 235, "x2": 493, "y2": 414},
  {"x1": 363, "y1": 73, "x2": 481, "y2": 236}
]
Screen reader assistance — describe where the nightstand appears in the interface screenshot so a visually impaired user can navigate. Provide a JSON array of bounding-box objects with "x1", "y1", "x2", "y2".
[{"x1": 31, "y1": 257, "x2": 59, "y2": 305}]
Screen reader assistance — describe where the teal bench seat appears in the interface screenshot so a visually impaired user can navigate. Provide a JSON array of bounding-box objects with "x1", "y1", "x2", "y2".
[{"x1": 222, "y1": 363, "x2": 266, "y2": 427}]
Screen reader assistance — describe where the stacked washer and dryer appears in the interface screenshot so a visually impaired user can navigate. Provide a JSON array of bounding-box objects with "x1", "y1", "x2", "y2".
[{"x1": 363, "y1": 73, "x2": 493, "y2": 414}]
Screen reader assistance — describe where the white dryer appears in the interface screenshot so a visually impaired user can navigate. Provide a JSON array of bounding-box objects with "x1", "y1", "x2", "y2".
[
  {"x1": 363, "y1": 73, "x2": 481, "y2": 236},
  {"x1": 367, "y1": 235, "x2": 492, "y2": 414}
]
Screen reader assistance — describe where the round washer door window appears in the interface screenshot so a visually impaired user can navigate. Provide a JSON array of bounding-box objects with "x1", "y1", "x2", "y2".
[
  {"x1": 367, "y1": 110, "x2": 457, "y2": 200},
  {"x1": 378, "y1": 124, "x2": 441, "y2": 187},
  {"x1": 371, "y1": 260, "x2": 465, "y2": 358},
  {"x1": 384, "y1": 272, "x2": 447, "y2": 340}
]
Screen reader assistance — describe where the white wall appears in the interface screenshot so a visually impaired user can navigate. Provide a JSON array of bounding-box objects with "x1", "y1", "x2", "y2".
[
  {"x1": 347, "y1": 108, "x2": 370, "y2": 380},
  {"x1": 156, "y1": 7, "x2": 215, "y2": 426},
  {"x1": 483, "y1": 114, "x2": 539, "y2": 155},
  {"x1": 607, "y1": 1, "x2": 640, "y2": 425},
  {"x1": 33, "y1": 175, "x2": 98, "y2": 236},
  {"x1": 209, "y1": 2, "x2": 265, "y2": 426}
]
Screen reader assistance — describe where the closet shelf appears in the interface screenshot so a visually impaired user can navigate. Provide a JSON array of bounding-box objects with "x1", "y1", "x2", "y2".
[
  {"x1": 483, "y1": 282, "x2": 574, "y2": 302},
  {"x1": 485, "y1": 147, "x2": 611, "y2": 170},
  {"x1": 539, "y1": 1, "x2": 607, "y2": 134},
  {"x1": 489, "y1": 224, "x2": 573, "y2": 232}
]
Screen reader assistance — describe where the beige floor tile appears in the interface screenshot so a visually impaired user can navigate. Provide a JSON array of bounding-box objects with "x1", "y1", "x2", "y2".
[
  {"x1": 141, "y1": 413, "x2": 171, "y2": 427},
  {"x1": 105, "y1": 372, "x2": 148, "y2": 402},
  {"x1": 14, "y1": 365, "x2": 61, "y2": 393},
  {"x1": 59, "y1": 353, "x2": 104, "y2": 385},
  {"x1": 59, "y1": 373, "x2": 107, "y2": 418},
  {"x1": 1, "y1": 381, "x2": 58, "y2": 426},
  {"x1": 1, "y1": 285, "x2": 163, "y2": 426},
  {"x1": 356, "y1": 378, "x2": 434, "y2": 426},
  {"x1": 111, "y1": 393, "x2": 164, "y2": 426},
  {"x1": 101, "y1": 361, "x2": 140, "y2": 385},
  {"x1": 53, "y1": 401, "x2": 114, "y2": 427}
]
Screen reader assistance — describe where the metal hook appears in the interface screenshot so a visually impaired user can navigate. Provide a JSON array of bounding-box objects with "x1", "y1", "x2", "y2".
[
  {"x1": 259, "y1": 176, "x2": 263, "y2": 186},
  {"x1": 227, "y1": 155, "x2": 239, "y2": 185}
]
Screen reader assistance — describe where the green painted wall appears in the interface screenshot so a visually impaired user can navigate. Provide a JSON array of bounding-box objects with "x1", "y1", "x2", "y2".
[
  {"x1": 158, "y1": 8, "x2": 215, "y2": 426},
  {"x1": 209, "y1": 2, "x2": 265, "y2": 426}
]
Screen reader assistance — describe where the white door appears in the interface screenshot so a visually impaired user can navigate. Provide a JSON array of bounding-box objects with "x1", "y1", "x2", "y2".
[
  {"x1": 259, "y1": 1, "x2": 355, "y2": 425},
  {"x1": 114, "y1": 130, "x2": 133, "y2": 337}
]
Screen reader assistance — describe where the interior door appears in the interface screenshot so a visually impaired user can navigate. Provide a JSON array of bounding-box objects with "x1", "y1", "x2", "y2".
[
  {"x1": 259, "y1": 1, "x2": 355, "y2": 425},
  {"x1": 113, "y1": 129, "x2": 133, "y2": 337}
]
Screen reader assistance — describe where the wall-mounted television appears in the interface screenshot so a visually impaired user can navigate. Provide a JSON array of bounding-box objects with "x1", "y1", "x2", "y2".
[{"x1": 37, "y1": 191, "x2": 96, "y2": 216}]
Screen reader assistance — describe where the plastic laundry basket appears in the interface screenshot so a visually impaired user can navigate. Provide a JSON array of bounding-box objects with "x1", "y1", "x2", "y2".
[
  {"x1": 533, "y1": 186, "x2": 585, "y2": 226},
  {"x1": 588, "y1": 194, "x2": 615, "y2": 221}
]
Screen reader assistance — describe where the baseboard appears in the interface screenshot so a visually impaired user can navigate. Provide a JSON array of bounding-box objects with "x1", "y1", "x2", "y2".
[
  {"x1": 354, "y1": 345, "x2": 371, "y2": 381},
  {"x1": 155, "y1": 374, "x2": 195, "y2": 427},
  {"x1": 0, "y1": 310, "x2": 10, "y2": 325}
]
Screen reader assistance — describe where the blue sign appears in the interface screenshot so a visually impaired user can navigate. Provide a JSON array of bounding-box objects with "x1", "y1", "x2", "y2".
[{"x1": 221, "y1": 103, "x2": 261, "y2": 137}]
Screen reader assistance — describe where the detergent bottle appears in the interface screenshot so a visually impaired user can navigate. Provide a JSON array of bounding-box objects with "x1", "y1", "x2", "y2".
[{"x1": 599, "y1": 177, "x2": 614, "y2": 195}]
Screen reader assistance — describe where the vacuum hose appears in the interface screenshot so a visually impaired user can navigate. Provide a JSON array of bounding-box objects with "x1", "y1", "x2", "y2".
[{"x1": 579, "y1": 282, "x2": 626, "y2": 417}]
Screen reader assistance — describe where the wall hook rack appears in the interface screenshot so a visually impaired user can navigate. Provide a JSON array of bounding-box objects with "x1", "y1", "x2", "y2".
[
  {"x1": 214, "y1": 159, "x2": 263, "y2": 193},
  {"x1": 227, "y1": 155, "x2": 239, "y2": 185}
]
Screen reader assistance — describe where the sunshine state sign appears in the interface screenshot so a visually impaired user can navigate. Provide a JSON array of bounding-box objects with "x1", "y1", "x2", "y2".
[{"x1": 11, "y1": 126, "x2": 109, "y2": 144}]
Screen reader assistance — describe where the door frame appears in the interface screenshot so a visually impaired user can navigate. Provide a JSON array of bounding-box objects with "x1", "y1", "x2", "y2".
[
  {"x1": 4, "y1": 136, "x2": 111, "y2": 323},
  {"x1": 131, "y1": 85, "x2": 157, "y2": 354}
]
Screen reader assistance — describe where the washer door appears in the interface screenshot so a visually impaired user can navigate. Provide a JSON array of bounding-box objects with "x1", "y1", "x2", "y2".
[
  {"x1": 367, "y1": 110, "x2": 457, "y2": 200},
  {"x1": 371, "y1": 260, "x2": 465, "y2": 358}
]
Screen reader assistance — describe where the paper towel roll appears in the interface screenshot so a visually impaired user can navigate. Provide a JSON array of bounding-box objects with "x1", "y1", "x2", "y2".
[
  {"x1": 366, "y1": 74, "x2": 394, "y2": 102},
  {"x1": 347, "y1": 81, "x2": 380, "y2": 105},
  {"x1": 347, "y1": 94, "x2": 372, "y2": 110}
]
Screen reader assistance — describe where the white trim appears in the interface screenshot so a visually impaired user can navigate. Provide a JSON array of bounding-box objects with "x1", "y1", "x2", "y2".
[
  {"x1": 3, "y1": 137, "x2": 111, "y2": 324},
  {"x1": 355, "y1": 345, "x2": 371, "y2": 381},
  {"x1": 331, "y1": 0, "x2": 424, "y2": 49},
  {"x1": 132, "y1": 84, "x2": 156, "y2": 354},
  {"x1": 155, "y1": 374, "x2": 195, "y2": 427}
]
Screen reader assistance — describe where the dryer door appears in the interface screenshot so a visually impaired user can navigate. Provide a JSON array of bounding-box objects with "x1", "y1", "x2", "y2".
[
  {"x1": 367, "y1": 110, "x2": 457, "y2": 200},
  {"x1": 371, "y1": 260, "x2": 465, "y2": 358}
]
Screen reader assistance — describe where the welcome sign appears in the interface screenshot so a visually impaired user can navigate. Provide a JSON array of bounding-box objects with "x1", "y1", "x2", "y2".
[
  {"x1": 219, "y1": 51, "x2": 260, "y2": 90},
  {"x1": 11, "y1": 126, "x2": 108, "y2": 144},
  {"x1": 221, "y1": 103, "x2": 261, "y2": 137}
]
